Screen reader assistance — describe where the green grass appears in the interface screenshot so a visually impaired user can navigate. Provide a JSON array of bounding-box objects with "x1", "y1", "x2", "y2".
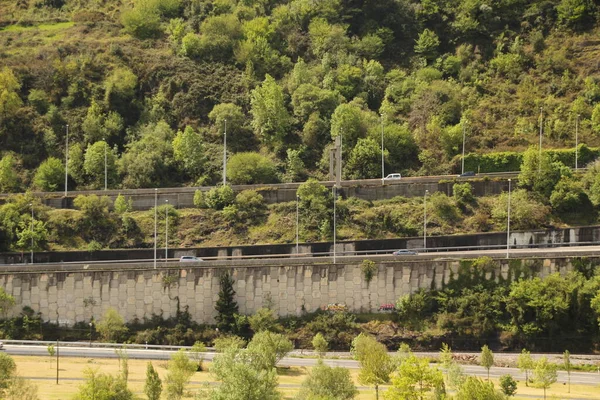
[{"x1": 0, "y1": 21, "x2": 74, "y2": 32}]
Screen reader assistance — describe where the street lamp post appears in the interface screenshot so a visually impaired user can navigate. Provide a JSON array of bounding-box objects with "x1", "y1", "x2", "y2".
[
  {"x1": 165, "y1": 199, "x2": 169, "y2": 265},
  {"x1": 104, "y1": 139, "x2": 107, "y2": 191},
  {"x1": 461, "y1": 120, "x2": 466, "y2": 175},
  {"x1": 423, "y1": 190, "x2": 429, "y2": 250},
  {"x1": 507, "y1": 179, "x2": 512, "y2": 258},
  {"x1": 30, "y1": 203, "x2": 34, "y2": 264},
  {"x1": 539, "y1": 107, "x2": 543, "y2": 175},
  {"x1": 296, "y1": 194, "x2": 299, "y2": 255},
  {"x1": 381, "y1": 113, "x2": 385, "y2": 184},
  {"x1": 575, "y1": 114, "x2": 580, "y2": 170},
  {"x1": 64, "y1": 124, "x2": 69, "y2": 197},
  {"x1": 223, "y1": 119, "x2": 227, "y2": 185},
  {"x1": 154, "y1": 189, "x2": 157, "y2": 269},
  {"x1": 333, "y1": 186, "x2": 336, "y2": 264}
]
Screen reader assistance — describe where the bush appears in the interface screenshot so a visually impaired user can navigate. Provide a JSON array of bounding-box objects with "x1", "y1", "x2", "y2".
[
  {"x1": 203, "y1": 185, "x2": 235, "y2": 210},
  {"x1": 550, "y1": 177, "x2": 592, "y2": 213},
  {"x1": 226, "y1": 152, "x2": 279, "y2": 185},
  {"x1": 121, "y1": 7, "x2": 162, "y2": 39},
  {"x1": 33, "y1": 157, "x2": 64, "y2": 192},
  {"x1": 453, "y1": 183, "x2": 474, "y2": 204},
  {"x1": 492, "y1": 189, "x2": 550, "y2": 230}
]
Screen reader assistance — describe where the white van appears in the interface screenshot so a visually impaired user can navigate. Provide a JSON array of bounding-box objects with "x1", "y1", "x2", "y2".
[{"x1": 384, "y1": 173, "x2": 402, "y2": 180}]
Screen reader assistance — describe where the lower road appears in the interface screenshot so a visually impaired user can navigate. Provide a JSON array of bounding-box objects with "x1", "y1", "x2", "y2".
[{"x1": 5, "y1": 344, "x2": 600, "y2": 386}]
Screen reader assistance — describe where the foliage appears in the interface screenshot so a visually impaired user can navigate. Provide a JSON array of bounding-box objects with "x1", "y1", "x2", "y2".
[
  {"x1": 0, "y1": 352, "x2": 16, "y2": 394},
  {"x1": 531, "y1": 357, "x2": 557, "y2": 399},
  {"x1": 297, "y1": 359, "x2": 358, "y2": 400},
  {"x1": 203, "y1": 185, "x2": 235, "y2": 210},
  {"x1": 517, "y1": 349, "x2": 534, "y2": 386},
  {"x1": 33, "y1": 158, "x2": 64, "y2": 192},
  {"x1": 227, "y1": 152, "x2": 279, "y2": 185},
  {"x1": 248, "y1": 307, "x2": 278, "y2": 333},
  {"x1": 518, "y1": 147, "x2": 570, "y2": 199},
  {"x1": 246, "y1": 331, "x2": 293, "y2": 371},
  {"x1": 73, "y1": 367, "x2": 134, "y2": 400},
  {"x1": 96, "y1": 308, "x2": 128, "y2": 342},
  {"x1": 500, "y1": 374, "x2": 517, "y2": 397},
  {"x1": 311, "y1": 332, "x2": 328, "y2": 357},
  {"x1": 215, "y1": 272, "x2": 239, "y2": 333},
  {"x1": 189, "y1": 341, "x2": 207, "y2": 371},
  {"x1": 479, "y1": 345, "x2": 494, "y2": 380},
  {"x1": 361, "y1": 259, "x2": 377, "y2": 285},
  {"x1": 454, "y1": 377, "x2": 506, "y2": 400},
  {"x1": 213, "y1": 335, "x2": 246, "y2": 352},
  {"x1": 0, "y1": 68, "x2": 22, "y2": 118},
  {"x1": 351, "y1": 334, "x2": 393, "y2": 397},
  {"x1": 165, "y1": 350, "x2": 196, "y2": 400},
  {"x1": 114, "y1": 195, "x2": 133, "y2": 215},
  {"x1": 250, "y1": 75, "x2": 291, "y2": 152},
  {"x1": 0, "y1": 155, "x2": 20, "y2": 193},
  {"x1": 173, "y1": 126, "x2": 205, "y2": 180},
  {"x1": 144, "y1": 363, "x2": 162, "y2": 400},
  {"x1": 3, "y1": 377, "x2": 39, "y2": 400},
  {"x1": 491, "y1": 189, "x2": 550, "y2": 230},
  {"x1": 385, "y1": 354, "x2": 444, "y2": 400}
]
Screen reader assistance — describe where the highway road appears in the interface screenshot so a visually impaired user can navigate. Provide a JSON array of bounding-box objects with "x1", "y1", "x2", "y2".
[
  {"x1": 5, "y1": 344, "x2": 600, "y2": 386},
  {"x1": 9, "y1": 244, "x2": 600, "y2": 270}
]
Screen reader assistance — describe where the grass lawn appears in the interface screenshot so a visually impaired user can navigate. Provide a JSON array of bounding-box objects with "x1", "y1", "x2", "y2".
[{"x1": 12, "y1": 355, "x2": 600, "y2": 399}]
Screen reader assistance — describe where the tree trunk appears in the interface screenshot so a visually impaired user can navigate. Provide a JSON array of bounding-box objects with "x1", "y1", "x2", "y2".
[{"x1": 375, "y1": 384, "x2": 379, "y2": 400}]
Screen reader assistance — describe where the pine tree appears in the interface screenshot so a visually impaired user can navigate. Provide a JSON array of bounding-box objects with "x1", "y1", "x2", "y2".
[
  {"x1": 144, "y1": 362, "x2": 162, "y2": 400},
  {"x1": 215, "y1": 272, "x2": 239, "y2": 332}
]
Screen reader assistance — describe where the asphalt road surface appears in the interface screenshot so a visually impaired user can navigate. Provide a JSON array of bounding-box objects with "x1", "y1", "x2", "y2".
[{"x1": 6, "y1": 344, "x2": 600, "y2": 386}]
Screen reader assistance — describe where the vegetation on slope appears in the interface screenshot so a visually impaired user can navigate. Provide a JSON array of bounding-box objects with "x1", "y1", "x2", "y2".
[{"x1": 1, "y1": 0, "x2": 600, "y2": 194}]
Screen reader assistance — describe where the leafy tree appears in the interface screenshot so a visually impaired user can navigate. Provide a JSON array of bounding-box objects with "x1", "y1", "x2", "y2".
[
  {"x1": 0, "y1": 154, "x2": 20, "y2": 193},
  {"x1": 203, "y1": 185, "x2": 235, "y2": 210},
  {"x1": 16, "y1": 219, "x2": 48, "y2": 252},
  {"x1": 312, "y1": 332, "x2": 328, "y2": 357},
  {"x1": 250, "y1": 74, "x2": 291, "y2": 151},
  {"x1": 208, "y1": 103, "x2": 253, "y2": 153},
  {"x1": 308, "y1": 18, "x2": 349, "y2": 57},
  {"x1": 351, "y1": 333, "x2": 393, "y2": 400},
  {"x1": 215, "y1": 272, "x2": 239, "y2": 333},
  {"x1": 173, "y1": 126, "x2": 205, "y2": 180},
  {"x1": 550, "y1": 176, "x2": 591, "y2": 213},
  {"x1": 296, "y1": 179, "x2": 332, "y2": 241},
  {"x1": 165, "y1": 350, "x2": 196, "y2": 400},
  {"x1": 291, "y1": 83, "x2": 340, "y2": 122},
  {"x1": 114, "y1": 194, "x2": 133, "y2": 215},
  {"x1": 188, "y1": 341, "x2": 207, "y2": 371},
  {"x1": 414, "y1": 29, "x2": 440, "y2": 61},
  {"x1": 73, "y1": 195, "x2": 117, "y2": 244},
  {"x1": 96, "y1": 308, "x2": 128, "y2": 342},
  {"x1": 297, "y1": 359, "x2": 358, "y2": 400},
  {"x1": 491, "y1": 189, "x2": 550, "y2": 230},
  {"x1": 284, "y1": 148, "x2": 307, "y2": 183},
  {"x1": 563, "y1": 350, "x2": 571, "y2": 393},
  {"x1": 144, "y1": 363, "x2": 162, "y2": 400},
  {"x1": 531, "y1": 357, "x2": 557, "y2": 400},
  {"x1": 346, "y1": 138, "x2": 386, "y2": 180},
  {"x1": 385, "y1": 353, "x2": 444, "y2": 400},
  {"x1": 518, "y1": 147, "x2": 569, "y2": 199},
  {"x1": 0, "y1": 67, "x2": 22, "y2": 118},
  {"x1": 0, "y1": 352, "x2": 16, "y2": 394},
  {"x1": 33, "y1": 158, "x2": 64, "y2": 192},
  {"x1": 246, "y1": 331, "x2": 293, "y2": 371},
  {"x1": 213, "y1": 335, "x2": 246, "y2": 352},
  {"x1": 454, "y1": 376, "x2": 505, "y2": 400},
  {"x1": 208, "y1": 346, "x2": 280, "y2": 400},
  {"x1": 0, "y1": 288, "x2": 15, "y2": 318},
  {"x1": 557, "y1": 0, "x2": 592, "y2": 27},
  {"x1": 83, "y1": 141, "x2": 117, "y2": 189},
  {"x1": 227, "y1": 152, "x2": 279, "y2": 184},
  {"x1": 517, "y1": 349, "x2": 534, "y2": 386},
  {"x1": 248, "y1": 307, "x2": 278, "y2": 333},
  {"x1": 4, "y1": 376, "x2": 39, "y2": 400},
  {"x1": 73, "y1": 367, "x2": 134, "y2": 400},
  {"x1": 453, "y1": 183, "x2": 474, "y2": 205},
  {"x1": 121, "y1": 4, "x2": 161, "y2": 39},
  {"x1": 479, "y1": 345, "x2": 494, "y2": 381},
  {"x1": 500, "y1": 374, "x2": 517, "y2": 397}
]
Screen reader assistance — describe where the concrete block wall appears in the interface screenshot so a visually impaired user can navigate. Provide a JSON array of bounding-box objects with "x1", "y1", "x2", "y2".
[{"x1": 0, "y1": 256, "x2": 580, "y2": 326}]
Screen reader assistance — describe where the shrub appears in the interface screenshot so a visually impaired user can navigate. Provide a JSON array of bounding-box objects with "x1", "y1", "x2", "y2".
[
  {"x1": 550, "y1": 177, "x2": 592, "y2": 214},
  {"x1": 33, "y1": 157, "x2": 64, "y2": 192},
  {"x1": 491, "y1": 189, "x2": 550, "y2": 230},
  {"x1": 203, "y1": 185, "x2": 235, "y2": 210},
  {"x1": 226, "y1": 152, "x2": 279, "y2": 185},
  {"x1": 453, "y1": 183, "x2": 474, "y2": 204}
]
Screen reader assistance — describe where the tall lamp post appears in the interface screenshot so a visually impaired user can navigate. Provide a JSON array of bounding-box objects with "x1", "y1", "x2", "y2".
[
  {"x1": 461, "y1": 120, "x2": 467, "y2": 175},
  {"x1": 507, "y1": 179, "x2": 512, "y2": 258},
  {"x1": 64, "y1": 124, "x2": 69, "y2": 197},
  {"x1": 575, "y1": 114, "x2": 580, "y2": 170},
  {"x1": 104, "y1": 139, "x2": 108, "y2": 191},
  {"x1": 423, "y1": 190, "x2": 429, "y2": 250},
  {"x1": 296, "y1": 194, "x2": 300, "y2": 255},
  {"x1": 30, "y1": 203, "x2": 34, "y2": 264},
  {"x1": 381, "y1": 113, "x2": 385, "y2": 184},
  {"x1": 539, "y1": 107, "x2": 543, "y2": 175},
  {"x1": 89, "y1": 321, "x2": 93, "y2": 347},
  {"x1": 165, "y1": 199, "x2": 169, "y2": 265},
  {"x1": 154, "y1": 189, "x2": 157, "y2": 269},
  {"x1": 223, "y1": 119, "x2": 227, "y2": 185},
  {"x1": 333, "y1": 186, "x2": 337, "y2": 264}
]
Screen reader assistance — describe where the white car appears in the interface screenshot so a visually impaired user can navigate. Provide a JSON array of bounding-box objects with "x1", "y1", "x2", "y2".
[
  {"x1": 384, "y1": 173, "x2": 402, "y2": 180},
  {"x1": 0, "y1": 341, "x2": 4, "y2": 350},
  {"x1": 179, "y1": 256, "x2": 204, "y2": 262}
]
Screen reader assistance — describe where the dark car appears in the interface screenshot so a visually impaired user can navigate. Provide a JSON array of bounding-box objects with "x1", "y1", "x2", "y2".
[
  {"x1": 459, "y1": 171, "x2": 476, "y2": 177},
  {"x1": 393, "y1": 249, "x2": 418, "y2": 255}
]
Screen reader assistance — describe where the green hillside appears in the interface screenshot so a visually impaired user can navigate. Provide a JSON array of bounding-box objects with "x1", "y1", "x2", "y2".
[{"x1": 1, "y1": 0, "x2": 600, "y2": 193}]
